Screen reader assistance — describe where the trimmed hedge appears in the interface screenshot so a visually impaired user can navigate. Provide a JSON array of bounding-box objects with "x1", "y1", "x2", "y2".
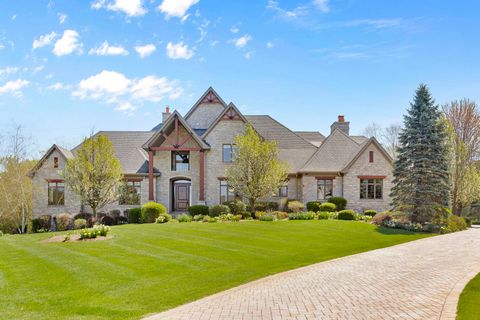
[
  {"x1": 316, "y1": 212, "x2": 330, "y2": 220},
  {"x1": 209, "y1": 205, "x2": 230, "y2": 217},
  {"x1": 252, "y1": 202, "x2": 279, "y2": 212},
  {"x1": 319, "y1": 202, "x2": 336, "y2": 212},
  {"x1": 127, "y1": 207, "x2": 142, "y2": 224},
  {"x1": 337, "y1": 210, "x2": 356, "y2": 220},
  {"x1": 306, "y1": 201, "x2": 322, "y2": 212},
  {"x1": 328, "y1": 197, "x2": 347, "y2": 211},
  {"x1": 141, "y1": 202, "x2": 167, "y2": 223},
  {"x1": 177, "y1": 214, "x2": 192, "y2": 223},
  {"x1": 188, "y1": 205, "x2": 209, "y2": 216},
  {"x1": 364, "y1": 210, "x2": 377, "y2": 217},
  {"x1": 288, "y1": 212, "x2": 315, "y2": 220},
  {"x1": 100, "y1": 215, "x2": 115, "y2": 226},
  {"x1": 223, "y1": 200, "x2": 248, "y2": 218}
]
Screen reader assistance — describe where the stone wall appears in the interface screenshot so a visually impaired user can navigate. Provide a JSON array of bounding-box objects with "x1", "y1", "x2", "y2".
[
  {"x1": 343, "y1": 144, "x2": 393, "y2": 213},
  {"x1": 301, "y1": 174, "x2": 343, "y2": 204},
  {"x1": 186, "y1": 103, "x2": 224, "y2": 129}
]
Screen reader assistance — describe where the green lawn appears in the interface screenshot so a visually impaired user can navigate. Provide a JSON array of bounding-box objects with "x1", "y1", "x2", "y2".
[
  {"x1": 457, "y1": 272, "x2": 480, "y2": 320},
  {"x1": 0, "y1": 220, "x2": 431, "y2": 320}
]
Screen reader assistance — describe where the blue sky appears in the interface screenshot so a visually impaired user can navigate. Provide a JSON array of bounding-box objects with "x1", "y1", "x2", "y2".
[{"x1": 1, "y1": 0, "x2": 479, "y2": 154}]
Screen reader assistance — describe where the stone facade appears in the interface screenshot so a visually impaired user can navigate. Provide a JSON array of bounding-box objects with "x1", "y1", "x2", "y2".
[{"x1": 186, "y1": 103, "x2": 224, "y2": 129}]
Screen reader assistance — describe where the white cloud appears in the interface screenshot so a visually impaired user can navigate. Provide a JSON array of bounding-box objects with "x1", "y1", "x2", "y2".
[
  {"x1": 89, "y1": 41, "x2": 129, "y2": 56},
  {"x1": 266, "y1": 41, "x2": 274, "y2": 49},
  {"x1": 53, "y1": 30, "x2": 83, "y2": 56},
  {"x1": 267, "y1": 0, "x2": 308, "y2": 20},
  {"x1": 32, "y1": 32, "x2": 57, "y2": 49},
  {"x1": 11, "y1": 14, "x2": 17, "y2": 21},
  {"x1": 244, "y1": 51, "x2": 254, "y2": 59},
  {"x1": 157, "y1": 0, "x2": 199, "y2": 19},
  {"x1": 47, "y1": 82, "x2": 70, "y2": 90},
  {"x1": 230, "y1": 34, "x2": 252, "y2": 49},
  {"x1": 0, "y1": 66, "x2": 19, "y2": 78},
  {"x1": 32, "y1": 65, "x2": 45, "y2": 74},
  {"x1": 312, "y1": 0, "x2": 329, "y2": 13},
  {"x1": 344, "y1": 19, "x2": 403, "y2": 29},
  {"x1": 91, "y1": 0, "x2": 147, "y2": 17},
  {"x1": 58, "y1": 13, "x2": 68, "y2": 24},
  {"x1": 0, "y1": 79, "x2": 29, "y2": 96},
  {"x1": 134, "y1": 44, "x2": 156, "y2": 58},
  {"x1": 72, "y1": 70, "x2": 183, "y2": 114},
  {"x1": 230, "y1": 25, "x2": 240, "y2": 34},
  {"x1": 166, "y1": 41, "x2": 194, "y2": 59}
]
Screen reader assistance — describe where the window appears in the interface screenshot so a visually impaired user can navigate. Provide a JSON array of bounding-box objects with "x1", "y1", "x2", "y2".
[
  {"x1": 277, "y1": 182, "x2": 288, "y2": 197},
  {"x1": 171, "y1": 151, "x2": 190, "y2": 171},
  {"x1": 360, "y1": 179, "x2": 383, "y2": 199},
  {"x1": 317, "y1": 179, "x2": 333, "y2": 200},
  {"x1": 48, "y1": 181, "x2": 65, "y2": 205},
  {"x1": 222, "y1": 144, "x2": 237, "y2": 163},
  {"x1": 119, "y1": 180, "x2": 141, "y2": 205},
  {"x1": 369, "y1": 151, "x2": 374, "y2": 163},
  {"x1": 220, "y1": 180, "x2": 236, "y2": 203},
  {"x1": 53, "y1": 157, "x2": 59, "y2": 168}
]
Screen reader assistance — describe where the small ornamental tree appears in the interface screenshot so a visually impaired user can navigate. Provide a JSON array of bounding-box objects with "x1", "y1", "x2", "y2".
[
  {"x1": 391, "y1": 84, "x2": 450, "y2": 223},
  {"x1": 226, "y1": 124, "x2": 289, "y2": 213},
  {"x1": 62, "y1": 134, "x2": 123, "y2": 219}
]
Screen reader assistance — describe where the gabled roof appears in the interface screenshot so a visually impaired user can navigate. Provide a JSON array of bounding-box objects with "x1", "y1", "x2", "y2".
[
  {"x1": 184, "y1": 87, "x2": 227, "y2": 121},
  {"x1": 142, "y1": 110, "x2": 210, "y2": 150},
  {"x1": 300, "y1": 128, "x2": 362, "y2": 173},
  {"x1": 245, "y1": 115, "x2": 317, "y2": 149},
  {"x1": 341, "y1": 137, "x2": 393, "y2": 173},
  {"x1": 294, "y1": 131, "x2": 325, "y2": 147},
  {"x1": 27, "y1": 144, "x2": 74, "y2": 177},
  {"x1": 202, "y1": 102, "x2": 248, "y2": 138}
]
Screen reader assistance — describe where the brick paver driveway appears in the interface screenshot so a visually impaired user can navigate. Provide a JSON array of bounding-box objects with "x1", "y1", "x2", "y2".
[{"x1": 144, "y1": 228, "x2": 480, "y2": 320}]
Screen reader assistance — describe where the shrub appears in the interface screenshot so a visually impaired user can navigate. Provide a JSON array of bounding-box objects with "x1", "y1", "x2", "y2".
[
  {"x1": 372, "y1": 212, "x2": 392, "y2": 225},
  {"x1": 127, "y1": 208, "x2": 142, "y2": 224},
  {"x1": 255, "y1": 211, "x2": 267, "y2": 219},
  {"x1": 100, "y1": 215, "x2": 115, "y2": 226},
  {"x1": 337, "y1": 210, "x2": 356, "y2": 220},
  {"x1": 306, "y1": 201, "x2": 322, "y2": 212},
  {"x1": 188, "y1": 205, "x2": 209, "y2": 216},
  {"x1": 253, "y1": 201, "x2": 278, "y2": 212},
  {"x1": 155, "y1": 212, "x2": 172, "y2": 224},
  {"x1": 177, "y1": 214, "x2": 192, "y2": 223},
  {"x1": 202, "y1": 216, "x2": 217, "y2": 223},
  {"x1": 31, "y1": 215, "x2": 51, "y2": 233},
  {"x1": 259, "y1": 214, "x2": 274, "y2": 221},
  {"x1": 223, "y1": 200, "x2": 248, "y2": 217},
  {"x1": 209, "y1": 204, "x2": 230, "y2": 217},
  {"x1": 319, "y1": 202, "x2": 336, "y2": 212},
  {"x1": 328, "y1": 197, "x2": 347, "y2": 211},
  {"x1": 109, "y1": 209, "x2": 121, "y2": 219},
  {"x1": 79, "y1": 224, "x2": 110, "y2": 239},
  {"x1": 115, "y1": 216, "x2": 128, "y2": 225},
  {"x1": 217, "y1": 214, "x2": 242, "y2": 222},
  {"x1": 316, "y1": 212, "x2": 330, "y2": 220},
  {"x1": 193, "y1": 214, "x2": 205, "y2": 222},
  {"x1": 141, "y1": 202, "x2": 167, "y2": 223},
  {"x1": 364, "y1": 210, "x2": 377, "y2": 217},
  {"x1": 74, "y1": 213, "x2": 92, "y2": 220},
  {"x1": 288, "y1": 212, "x2": 315, "y2": 220},
  {"x1": 444, "y1": 215, "x2": 468, "y2": 233},
  {"x1": 273, "y1": 211, "x2": 288, "y2": 220},
  {"x1": 74, "y1": 219, "x2": 87, "y2": 229},
  {"x1": 56, "y1": 214, "x2": 73, "y2": 231},
  {"x1": 287, "y1": 201, "x2": 304, "y2": 213}
]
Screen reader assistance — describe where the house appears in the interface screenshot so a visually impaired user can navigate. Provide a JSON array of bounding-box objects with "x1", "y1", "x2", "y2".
[{"x1": 28, "y1": 87, "x2": 393, "y2": 217}]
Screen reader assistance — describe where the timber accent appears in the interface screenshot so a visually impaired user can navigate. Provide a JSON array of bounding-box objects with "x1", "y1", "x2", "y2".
[{"x1": 357, "y1": 175, "x2": 386, "y2": 179}]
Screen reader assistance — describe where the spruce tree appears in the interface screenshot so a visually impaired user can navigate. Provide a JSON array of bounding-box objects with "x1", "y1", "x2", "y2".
[{"x1": 391, "y1": 84, "x2": 450, "y2": 222}]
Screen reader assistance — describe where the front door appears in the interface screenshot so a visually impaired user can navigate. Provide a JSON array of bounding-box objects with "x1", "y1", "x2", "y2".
[{"x1": 174, "y1": 183, "x2": 190, "y2": 211}]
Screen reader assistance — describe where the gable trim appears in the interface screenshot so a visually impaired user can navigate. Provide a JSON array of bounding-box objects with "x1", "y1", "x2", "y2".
[
  {"x1": 202, "y1": 102, "x2": 248, "y2": 138},
  {"x1": 341, "y1": 138, "x2": 393, "y2": 173},
  {"x1": 27, "y1": 144, "x2": 72, "y2": 177},
  {"x1": 184, "y1": 87, "x2": 227, "y2": 121}
]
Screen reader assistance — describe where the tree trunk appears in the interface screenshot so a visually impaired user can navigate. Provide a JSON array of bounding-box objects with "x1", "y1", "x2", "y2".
[{"x1": 249, "y1": 198, "x2": 256, "y2": 216}]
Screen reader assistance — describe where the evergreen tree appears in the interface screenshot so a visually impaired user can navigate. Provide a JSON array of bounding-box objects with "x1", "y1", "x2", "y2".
[{"x1": 391, "y1": 84, "x2": 450, "y2": 222}]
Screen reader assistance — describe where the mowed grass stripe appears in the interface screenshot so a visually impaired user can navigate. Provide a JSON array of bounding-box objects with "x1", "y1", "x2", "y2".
[{"x1": 0, "y1": 221, "x2": 431, "y2": 320}]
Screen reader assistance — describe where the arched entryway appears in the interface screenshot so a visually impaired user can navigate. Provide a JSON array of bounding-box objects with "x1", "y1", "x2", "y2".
[{"x1": 171, "y1": 178, "x2": 191, "y2": 212}]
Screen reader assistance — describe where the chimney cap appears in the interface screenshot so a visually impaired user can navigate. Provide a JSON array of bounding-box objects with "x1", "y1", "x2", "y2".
[
  {"x1": 165, "y1": 106, "x2": 170, "y2": 113},
  {"x1": 338, "y1": 115, "x2": 345, "y2": 122}
]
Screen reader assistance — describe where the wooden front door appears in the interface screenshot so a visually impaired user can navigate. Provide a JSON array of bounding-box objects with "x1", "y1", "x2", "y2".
[{"x1": 174, "y1": 183, "x2": 190, "y2": 211}]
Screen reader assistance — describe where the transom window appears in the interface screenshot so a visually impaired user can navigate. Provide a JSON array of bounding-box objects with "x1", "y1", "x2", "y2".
[
  {"x1": 171, "y1": 151, "x2": 190, "y2": 171},
  {"x1": 119, "y1": 180, "x2": 141, "y2": 205},
  {"x1": 222, "y1": 144, "x2": 237, "y2": 163},
  {"x1": 317, "y1": 179, "x2": 333, "y2": 200},
  {"x1": 220, "y1": 180, "x2": 236, "y2": 203},
  {"x1": 360, "y1": 179, "x2": 383, "y2": 199},
  {"x1": 48, "y1": 181, "x2": 65, "y2": 205}
]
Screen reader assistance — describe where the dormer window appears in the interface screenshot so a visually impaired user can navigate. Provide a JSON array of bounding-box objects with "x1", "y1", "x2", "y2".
[
  {"x1": 369, "y1": 151, "x2": 374, "y2": 163},
  {"x1": 54, "y1": 157, "x2": 59, "y2": 168}
]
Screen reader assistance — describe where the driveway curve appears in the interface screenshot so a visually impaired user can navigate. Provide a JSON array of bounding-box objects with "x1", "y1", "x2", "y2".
[{"x1": 144, "y1": 228, "x2": 480, "y2": 320}]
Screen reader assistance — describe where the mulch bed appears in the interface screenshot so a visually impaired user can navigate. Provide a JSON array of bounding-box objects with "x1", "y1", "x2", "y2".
[{"x1": 41, "y1": 234, "x2": 112, "y2": 243}]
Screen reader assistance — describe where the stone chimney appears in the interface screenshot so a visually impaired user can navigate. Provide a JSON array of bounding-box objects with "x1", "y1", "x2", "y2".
[
  {"x1": 162, "y1": 106, "x2": 171, "y2": 123},
  {"x1": 330, "y1": 115, "x2": 350, "y2": 135}
]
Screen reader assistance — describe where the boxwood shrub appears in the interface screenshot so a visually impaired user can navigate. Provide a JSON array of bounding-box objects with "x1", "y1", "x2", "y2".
[
  {"x1": 306, "y1": 201, "x2": 322, "y2": 212},
  {"x1": 188, "y1": 205, "x2": 209, "y2": 216},
  {"x1": 288, "y1": 212, "x2": 315, "y2": 220},
  {"x1": 127, "y1": 207, "x2": 142, "y2": 224},
  {"x1": 287, "y1": 201, "x2": 304, "y2": 213},
  {"x1": 252, "y1": 201, "x2": 279, "y2": 212},
  {"x1": 319, "y1": 202, "x2": 336, "y2": 212},
  {"x1": 337, "y1": 210, "x2": 356, "y2": 220},
  {"x1": 328, "y1": 197, "x2": 347, "y2": 211},
  {"x1": 209, "y1": 204, "x2": 230, "y2": 217},
  {"x1": 223, "y1": 200, "x2": 249, "y2": 218},
  {"x1": 177, "y1": 214, "x2": 193, "y2": 223},
  {"x1": 141, "y1": 202, "x2": 167, "y2": 223},
  {"x1": 364, "y1": 209, "x2": 377, "y2": 217},
  {"x1": 316, "y1": 212, "x2": 330, "y2": 220}
]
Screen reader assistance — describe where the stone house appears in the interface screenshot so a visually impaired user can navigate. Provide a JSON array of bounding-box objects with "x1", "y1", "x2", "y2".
[{"x1": 28, "y1": 87, "x2": 393, "y2": 217}]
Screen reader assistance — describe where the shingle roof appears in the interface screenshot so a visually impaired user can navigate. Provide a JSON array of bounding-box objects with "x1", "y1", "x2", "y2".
[
  {"x1": 350, "y1": 135, "x2": 369, "y2": 144},
  {"x1": 300, "y1": 129, "x2": 363, "y2": 172},
  {"x1": 74, "y1": 131, "x2": 159, "y2": 175},
  {"x1": 294, "y1": 131, "x2": 325, "y2": 147},
  {"x1": 245, "y1": 115, "x2": 317, "y2": 149}
]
